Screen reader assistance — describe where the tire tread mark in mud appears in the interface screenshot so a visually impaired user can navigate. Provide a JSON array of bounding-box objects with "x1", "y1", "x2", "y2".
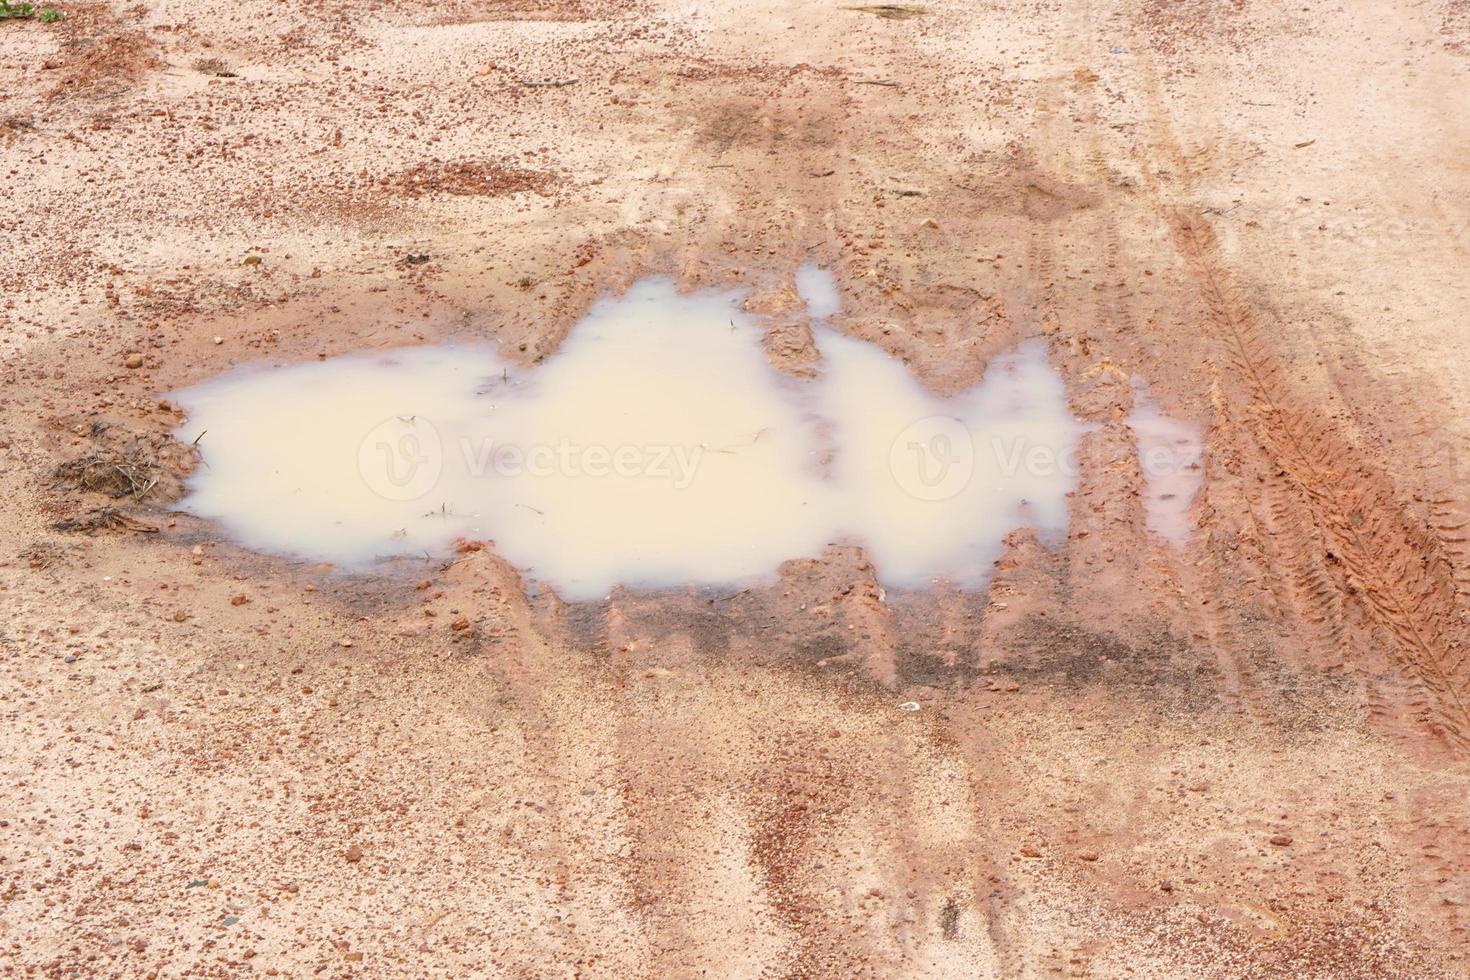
[
  {"x1": 1170, "y1": 209, "x2": 1470, "y2": 748},
  {"x1": 1261, "y1": 479, "x2": 1346, "y2": 650},
  {"x1": 1429, "y1": 495, "x2": 1470, "y2": 611}
]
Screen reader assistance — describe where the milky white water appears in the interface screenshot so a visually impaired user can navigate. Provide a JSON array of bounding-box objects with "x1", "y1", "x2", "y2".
[
  {"x1": 173, "y1": 268, "x2": 1093, "y2": 598},
  {"x1": 795, "y1": 262, "x2": 842, "y2": 320},
  {"x1": 1128, "y1": 379, "x2": 1205, "y2": 545}
]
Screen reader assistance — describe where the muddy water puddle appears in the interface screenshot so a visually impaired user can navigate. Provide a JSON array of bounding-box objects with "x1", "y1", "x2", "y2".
[
  {"x1": 1129, "y1": 379, "x2": 1205, "y2": 544},
  {"x1": 175, "y1": 268, "x2": 1106, "y2": 598}
]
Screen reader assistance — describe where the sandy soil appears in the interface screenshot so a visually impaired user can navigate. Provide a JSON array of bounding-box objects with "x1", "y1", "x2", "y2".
[{"x1": 4, "y1": 0, "x2": 1470, "y2": 975}]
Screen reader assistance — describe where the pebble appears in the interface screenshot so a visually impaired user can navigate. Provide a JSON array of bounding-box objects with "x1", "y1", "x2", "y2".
[
  {"x1": 124, "y1": 353, "x2": 144, "y2": 369},
  {"x1": 344, "y1": 844, "x2": 363, "y2": 863},
  {"x1": 230, "y1": 594, "x2": 248, "y2": 606},
  {"x1": 1078, "y1": 850, "x2": 1099, "y2": 862},
  {"x1": 1269, "y1": 834, "x2": 1293, "y2": 847},
  {"x1": 1020, "y1": 845, "x2": 1041, "y2": 858}
]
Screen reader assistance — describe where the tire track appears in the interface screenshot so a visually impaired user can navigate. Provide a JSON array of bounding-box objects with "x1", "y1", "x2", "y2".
[
  {"x1": 1167, "y1": 210, "x2": 1470, "y2": 748},
  {"x1": 1429, "y1": 492, "x2": 1470, "y2": 611},
  {"x1": 1258, "y1": 477, "x2": 1346, "y2": 652},
  {"x1": 1105, "y1": 3, "x2": 1470, "y2": 748}
]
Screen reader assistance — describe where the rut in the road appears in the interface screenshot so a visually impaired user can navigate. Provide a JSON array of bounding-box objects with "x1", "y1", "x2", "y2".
[{"x1": 1170, "y1": 209, "x2": 1470, "y2": 748}]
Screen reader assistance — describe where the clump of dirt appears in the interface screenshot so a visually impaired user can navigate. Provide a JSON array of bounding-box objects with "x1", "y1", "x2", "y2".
[
  {"x1": 191, "y1": 57, "x2": 237, "y2": 78},
  {"x1": 761, "y1": 319, "x2": 821, "y2": 378},
  {"x1": 47, "y1": 422, "x2": 196, "y2": 536},
  {"x1": 52, "y1": 506, "x2": 159, "y2": 535},
  {"x1": 843, "y1": 5, "x2": 929, "y2": 20},
  {"x1": 54, "y1": 445, "x2": 163, "y2": 499},
  {"x1": 391, "y1": 159, "x2": 561, "y2": 198},
  {"x1": 45, "y1": 4, "x2": 161, "y2": 101},
  {"x1": 51, "y1": 423, "x2": 198, "y2": 503}
]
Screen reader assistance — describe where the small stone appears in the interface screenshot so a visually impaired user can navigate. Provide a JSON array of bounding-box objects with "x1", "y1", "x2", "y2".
[
  {"x1": 339, "y1": 639, "x2": 354, "y2": 648},
  {"x1": 243, "y1": 255, "x2": 262, "y2": 267},
  {"x1": 1078, "y1": 850, "x2": 1099, "y2": 862},
  {"x1": 230, "y1": 594, "x2": 248, "y2": 606},
  {"x1": 449, "y1": 616, "x2": 470, "y2": 631},
  {"x1": 1020, "y1": 845, "x2": 1041, "y2": 858},
  {"x1": 344, "y1": 844, "x2": 363, "y2": 863},
  {"x1": 124, "y1": 353, "x2": 144, "y2": 369},
  {"x1": 1160, "y1": 880, "x2": 1174, "y2": 893},
  {"x1": 173, "y1": 611, "x2": 188, "y2": 622},
  {"x1": 1270, "y1": 834, "x2": 1293, "y2": 847},
  {"x1": 63, "y1": 654, "x2": 77, "y2": 664},
  {"x1": 213, "y1": 336, "x2": 224, "y2": 345}
]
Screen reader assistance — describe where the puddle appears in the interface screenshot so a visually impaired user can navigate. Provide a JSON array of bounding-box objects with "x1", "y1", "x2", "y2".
[
  {"x1": 795, "y1": 263, "x2": 842, "y2": 320},
  {"x1": 1128, "y1": 379, "x2": 1204, "y2": 544},
  {"x1": 173, "y1": 268, "x2": 1092, "y2": 599}
]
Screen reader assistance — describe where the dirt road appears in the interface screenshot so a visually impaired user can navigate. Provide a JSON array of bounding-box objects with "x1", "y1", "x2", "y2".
[{"x1": 3, "y1": 0, "x2": 1470, "y2": 975}]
